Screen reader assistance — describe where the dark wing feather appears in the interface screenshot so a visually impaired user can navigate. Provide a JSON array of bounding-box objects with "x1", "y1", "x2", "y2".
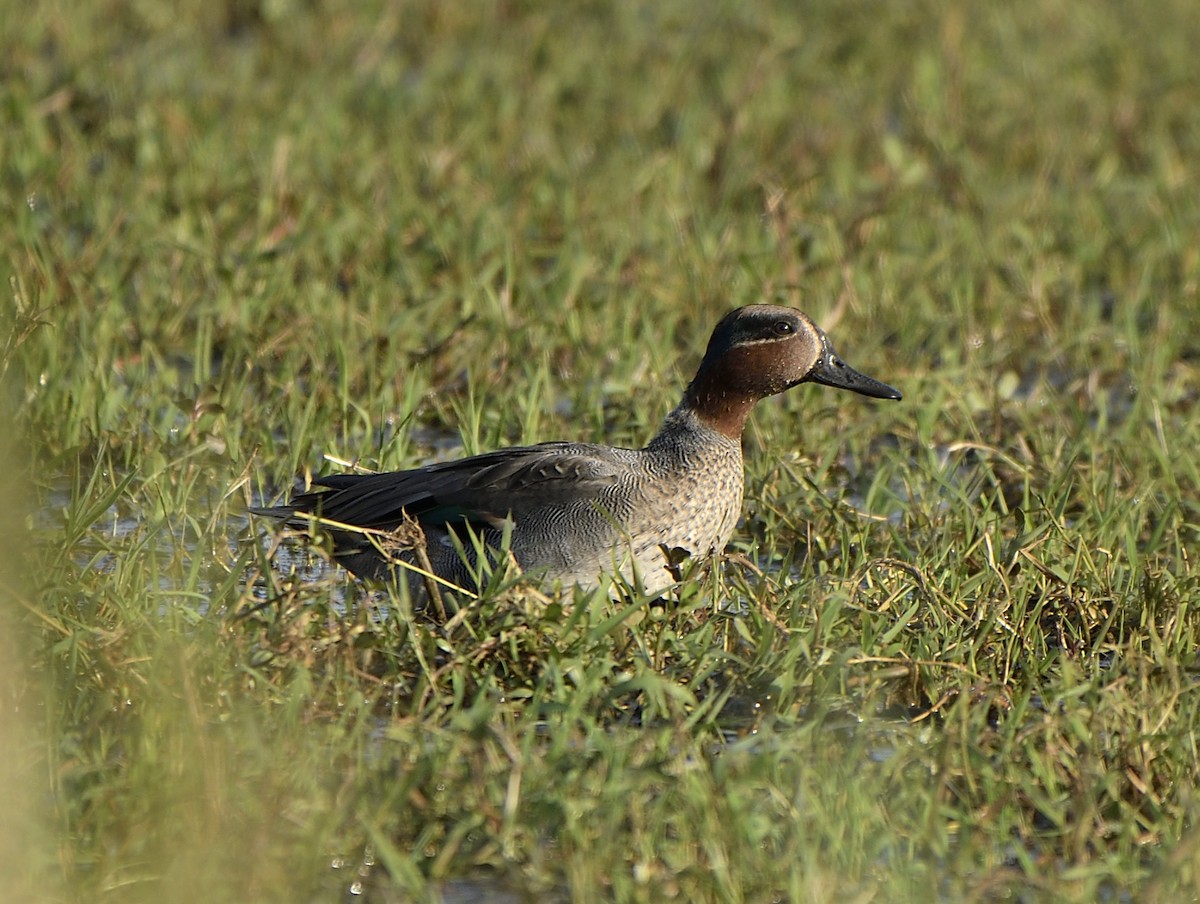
[{"x1": 253, "y1": 442, "x2": 626, "y2": 533}]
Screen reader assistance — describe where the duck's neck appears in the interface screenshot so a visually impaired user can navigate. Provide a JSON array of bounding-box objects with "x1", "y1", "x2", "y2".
[
  {"x1": 645, "y1": 405, "x2": 746, "y2": 463},
  {"x1": 674, "y1": 368, "x2": 757, "y2": 440}
]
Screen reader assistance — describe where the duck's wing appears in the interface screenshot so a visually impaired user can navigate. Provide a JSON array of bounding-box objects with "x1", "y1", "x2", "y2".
[{"x1": 253, "y1": 442, "x2": 628, "y2": 534}]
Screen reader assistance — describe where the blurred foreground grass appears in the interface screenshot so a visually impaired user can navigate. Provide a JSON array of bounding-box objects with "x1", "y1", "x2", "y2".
[{"x1": 6, "y1": 0, "x2": 1200, "y2": 901}]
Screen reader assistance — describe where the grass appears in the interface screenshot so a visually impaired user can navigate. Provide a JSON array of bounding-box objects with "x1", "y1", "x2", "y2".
[{"x1": 6, "y1": 0, "x2": 1200, "y2": 900}]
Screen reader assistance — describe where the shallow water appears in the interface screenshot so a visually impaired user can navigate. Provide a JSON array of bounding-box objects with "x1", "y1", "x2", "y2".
[{"x1": 328, "y1": 847, "x2": 554, "y2": 903}]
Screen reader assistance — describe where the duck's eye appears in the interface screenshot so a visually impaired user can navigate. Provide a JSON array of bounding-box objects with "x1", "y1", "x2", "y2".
[{"x1": 774, "y1": 320, "x2": 794, "y2": 335}]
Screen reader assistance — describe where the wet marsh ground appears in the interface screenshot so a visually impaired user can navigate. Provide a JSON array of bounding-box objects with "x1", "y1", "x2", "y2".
[{"x1": 6, "y1": 1, "x2": 1200, "y2": 901}]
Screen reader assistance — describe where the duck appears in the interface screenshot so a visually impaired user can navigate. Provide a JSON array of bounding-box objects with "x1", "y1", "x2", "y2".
[{"x1": 252, "y1": 305, "x2": 900, "y2": 599}]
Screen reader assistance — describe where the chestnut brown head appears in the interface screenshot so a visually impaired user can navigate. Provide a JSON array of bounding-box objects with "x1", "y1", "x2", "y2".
[{"x1": 684, "y1": 305, "x2": 900, "y2": 437}]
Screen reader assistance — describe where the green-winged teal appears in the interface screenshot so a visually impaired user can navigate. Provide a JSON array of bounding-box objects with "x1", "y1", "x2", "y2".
[{"x1": 253, "y1": 305, "x2": 900, "y2": 597}]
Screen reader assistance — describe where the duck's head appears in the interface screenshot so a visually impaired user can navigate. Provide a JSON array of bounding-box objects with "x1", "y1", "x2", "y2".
[{"x1": 684, "y1": 304, "x2": 901, "y2": 438}]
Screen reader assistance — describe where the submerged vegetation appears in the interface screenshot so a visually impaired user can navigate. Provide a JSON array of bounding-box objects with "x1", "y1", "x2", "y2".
[{"x1": 6, "y1": 0, "x2": 1200, "y2": 901}]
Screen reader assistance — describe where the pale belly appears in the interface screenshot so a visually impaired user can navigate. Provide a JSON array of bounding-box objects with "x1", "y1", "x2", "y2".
[{"x1": 536, "y1": 458, "x2": 745, "y2": 596}]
